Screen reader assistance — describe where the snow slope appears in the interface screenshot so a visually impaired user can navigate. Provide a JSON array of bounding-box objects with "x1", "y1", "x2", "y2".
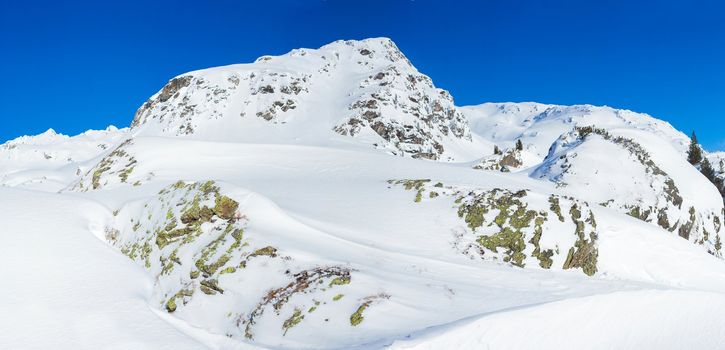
[
  {"x1": 1, "y1": 38, "x2": 724, "y2": 349},
  {"x1": 0, "y1": 187, "x2": 205, "y2": 350}
]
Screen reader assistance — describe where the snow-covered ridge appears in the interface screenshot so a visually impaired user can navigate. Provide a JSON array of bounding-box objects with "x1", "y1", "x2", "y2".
[
  {"x1": 533, "y1": 126, "x2": 723, "y2": 254},
  {"x1": 0, "y1": 126, "x2": 129, "y2": 191},
  {"x1": 461, "y1": 102, "x2": 691, "y2": 157}
]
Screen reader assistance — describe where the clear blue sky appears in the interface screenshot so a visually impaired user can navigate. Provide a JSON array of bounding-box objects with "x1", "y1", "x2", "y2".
[{"x1": 1, "y1": 0, "x2": 723, "y2": 150}]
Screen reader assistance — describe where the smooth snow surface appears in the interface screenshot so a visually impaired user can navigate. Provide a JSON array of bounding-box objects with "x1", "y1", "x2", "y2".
[{"x1": 0, "y1": 188, "x2": 205, "y2": 350}]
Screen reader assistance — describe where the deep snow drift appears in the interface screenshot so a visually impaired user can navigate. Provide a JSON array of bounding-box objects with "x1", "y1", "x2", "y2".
[{"x1": 1, "y1": 38, "x2": 724, "y2": 350}]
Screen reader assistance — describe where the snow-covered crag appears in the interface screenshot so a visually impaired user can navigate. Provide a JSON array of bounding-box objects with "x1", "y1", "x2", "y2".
[
  {"x1": 130, "y1": 38, "x2": 481, "y2": 161},
  {"x1": 2, "y1": 38, "x2": 725, "y2": 350}
]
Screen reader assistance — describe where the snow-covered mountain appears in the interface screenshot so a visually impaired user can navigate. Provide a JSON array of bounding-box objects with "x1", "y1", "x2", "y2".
[
  {"x1": 0, "y1": 126, "x2": 128, "y2": 191},
  {"x1": 2, "y1": 38, "x2": 725, "y2": 350},
  {"x1": 130, "y1": 38, "x2": 487, "y2": 161},
  {"x1": 464, "y1": 102, "x2": 723, "y2": 254}
]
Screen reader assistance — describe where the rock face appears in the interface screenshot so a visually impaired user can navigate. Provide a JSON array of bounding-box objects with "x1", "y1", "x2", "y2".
[
  {"x1": 130, "y1": 38, "x2": 479, "y2": 161},
  {"x1": 330, "y1": 41, "x2": 471, "y2": 160},
  {"x1": 472, "y1": 148, "x2": 524, "y2": 172}
]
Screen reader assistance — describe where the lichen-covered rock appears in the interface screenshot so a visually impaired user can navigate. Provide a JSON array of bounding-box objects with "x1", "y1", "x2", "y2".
[
  {"x1": 106, "y1": 180, "x2": 387, "y2": 344},
  {"x1": 70, "y1": 139, "x2": 151, "y2": 191},
  {"x1": 390, "y1": 180, "x2": 599, "y2": 275}
]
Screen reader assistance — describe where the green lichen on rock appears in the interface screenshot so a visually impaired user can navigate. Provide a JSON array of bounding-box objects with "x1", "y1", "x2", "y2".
[
  {"x1": 249, "y1": 246, "x2": 278, "y2": 258},
  {"x1": 478, "y1": 228, "x2": 526, "y2": 266},
  {"x1": 199, "y1": 180, "x2": 220, "y2": 195},
  {"x1": 462, "y1": 189, "x2": 537, "y2": 267},
  {"x1": 180, "y1": 195, "x2": 214, "y2": 225},
  {"x1": 200, "y1": 279, "x2": 224, "y2": 295},
  {"x1": 561, "y1": 203, "x2": 598, "y2": 276},
  {"x1": 548, "y1": 196, "x2": 565, "y2": 222},
  {"x1": 389, "y1": 179, "x2": 432, "y2": 203},
  {"x1": 457, "y1": 196, "x2": 488, "y2": 230},
  {"x1": 118, "y1": 165, "x2": 135, "y2": 183},
  {"x1": 529, "y1": 216, "x2": 553, "y2": 268},
  {"x1": 86, "y1": 140, "x2": 136, "y2": 190},
  {"x1": 332, "y1": 294, "x2": 345, "y2": 301},
  {"x1": 220, "y1": 266, "x2": 237, "y2": 275},
  {"x1": 110, "y1": 179, "x2": 265, "y2": 323},
  {"x1": 165, "y1": 288, "x2": 194, "y2": 313},
  {"x1": 165, "y1": 297, "x2": 177, "y2": 312},
  {"x1": 348, "y1": 293, "x2": 390, "y2": 327},
  {"x1": 192, "y1": 225, "x2": 235, "y2": 276},
  {"x1": 282, "y1": 308, "x2": 304, "y2": 335},
  {"x1": 350, "y1": 302, "x2": 371, "y2": 326},
  {"x1": 329, "y1": 276, "x2": 351, "y2": 287},
  {"x1": 214, "y1": 195, "x2": 239, "y2": 221},
  {"x1": 391, "y1": 180, "x2": 599, "y2": 275},
  {"x1": 156, "y1": 226, "x2": 194, "y2": 249},
  {"x1": 244, "y1": 266, "x2": 351, "y2": 339}
]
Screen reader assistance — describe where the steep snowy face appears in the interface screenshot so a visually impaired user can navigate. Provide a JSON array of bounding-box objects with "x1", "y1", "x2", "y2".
[
  {"x1": 0, "y1": 126, "x2": 129, "y2": 190},
  {"x1": 533, "y1": 127, "x2": 724, "y2": 254},
  {"x1": 462, "y1": 102, "x2": 690, "y2": 158},
  {"x1": 130, "y1": 38, "x2": 480, "y2": 161}
]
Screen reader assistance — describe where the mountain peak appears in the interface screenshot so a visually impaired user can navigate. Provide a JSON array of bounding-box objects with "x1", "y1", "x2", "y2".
[{"x1": 129, "y1": 38, "x2": 483, "y2": 161}]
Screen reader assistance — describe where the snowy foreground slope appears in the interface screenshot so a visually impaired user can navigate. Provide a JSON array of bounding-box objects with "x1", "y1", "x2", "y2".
[{"x1": 2, "y1": 38, "x2": 725, "y2": 350}]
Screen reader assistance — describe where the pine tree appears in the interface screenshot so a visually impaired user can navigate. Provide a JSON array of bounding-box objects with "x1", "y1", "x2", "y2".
[
  {"x1": 515, "y1": 139, "x2": 523, "y2": 151},
  {"x1": 701, "y1": 158, "x2": 716, "y2": 181},
  {"x1": 700, "y1": 158, "x2": 725, "y2": 197},
  {"x1": 687, "y1": 131, "x2": 703, "y2": 165}
]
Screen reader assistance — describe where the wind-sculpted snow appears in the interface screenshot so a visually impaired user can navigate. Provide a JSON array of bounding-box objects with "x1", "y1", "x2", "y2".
[{"x1": 106, "y1": 180, "x2": 399, "y2": 348}]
